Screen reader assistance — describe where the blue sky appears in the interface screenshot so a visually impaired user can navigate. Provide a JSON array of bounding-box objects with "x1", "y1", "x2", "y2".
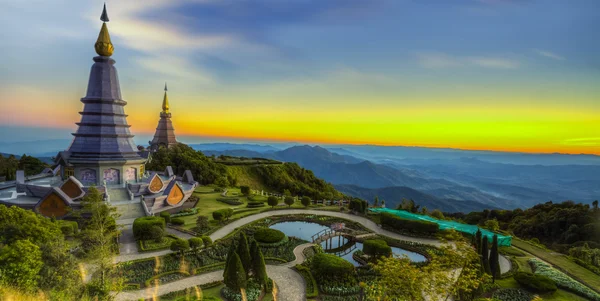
[{"x1": 0, "y1": 0, "x2": 599, "y2": 154}]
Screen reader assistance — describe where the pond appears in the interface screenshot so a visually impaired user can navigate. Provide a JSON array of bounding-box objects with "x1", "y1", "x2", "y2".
[{"x1": 269, "y1": 221, "x2": 427, "y2": 266}]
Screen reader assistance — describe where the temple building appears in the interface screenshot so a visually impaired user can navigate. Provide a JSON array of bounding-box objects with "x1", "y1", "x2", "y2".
[
  {"x1": 149, "y1": 84, "x2": 178, "y2": 151},
  {"x1": 0, "y1": 4, "x2": 198, "y2": 219}
]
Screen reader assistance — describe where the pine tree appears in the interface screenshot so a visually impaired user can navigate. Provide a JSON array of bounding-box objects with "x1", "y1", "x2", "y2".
[
  {"x1": 490, "y1": 234, "x2": 500, "y2": 281},
  {"x1": 251, "y1": 239, "x2": 268, "y2": 286},
  {"x1": 223, "y1": 242, "x2": 236, "y2": 278},
  {"x1": 475, "y1": 228, "x2": 482, "y2": 254},
  {"x1": 250, "y1": 240, "x2": 260, "y2": 274},
  {"x1": 224, "y1": 251, "x2": 247, "y2": 292},
  {"x1": 481, "y1": 236, "x2": 491, "y2": 275},
  {"x1": 236, "y1": 233, "x2": 252, "y2": 277},
  {"x1": 374, "y1": 196, "x2": 379, "y2": 207}
]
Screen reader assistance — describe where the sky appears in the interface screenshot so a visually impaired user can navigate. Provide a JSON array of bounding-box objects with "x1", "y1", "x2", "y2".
[{"x1": 0, "y1": 0, "x2": 599, "y2": 154}]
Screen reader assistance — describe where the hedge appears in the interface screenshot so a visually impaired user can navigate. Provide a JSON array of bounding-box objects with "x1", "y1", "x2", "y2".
[
  {"x1": 171, "y1": 218, "x2": 185, "y2": 226},
  {"x1": 253, "y1": 228, "x2": 286, "y2": 243},
  {"x1": 380, "y1": 212, "x2": 439, "y2": 235},
  {"x1": 212, "y1": 208, "x2": 234, "y2": 221},
  {"x1": 295, "y1": 264, "x2": 318, "y2": 298},
  {"x1": 133, "y1": 216, "x2": 166, "y2": 241},
  {"x1": 144, "y1": 270, "x2": 190, "y2": 287},
  {"x1": 363, "y1": 239, "x2": 392, "y2": 257},
  {"x1": 216, "y1": 197, "x2": 243, "y2": 205},
  {"x1": 57, "y1": 220, "x2": 78, "y2": 236},
  {"x1": 194, "y1": 262, "x2": 226, "y2": 274},
  {"x1": 159, "y1": 211, "x2": 171, "y2": 223},
  {"x1": 514, "y1": 271, "x2": 557, "y2": 293},
  {"x1": 247, "y1": 201, "x2": 266, "y2": 208},
  {"x1": 311, "y1": 253, "x2": 355, "y2": 280}
]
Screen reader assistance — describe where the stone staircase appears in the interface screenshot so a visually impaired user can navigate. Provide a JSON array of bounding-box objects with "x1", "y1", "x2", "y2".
[
  {"x1": 114, "y1": 202, "x2": 146, "y2": 222},
  {"x1": 108, "y1": 188, "x2": 130, "y2": 202}
]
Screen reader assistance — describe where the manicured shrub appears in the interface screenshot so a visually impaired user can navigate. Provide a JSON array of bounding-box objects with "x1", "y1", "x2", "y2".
[
  {"x1": 189, "y1": 237, "x2": 203, "y2": 250},
  {"x1": 301, "y1": 196, "x2": 311, "y2": 207},
  {"x1": 170, "y1": 239, "x2": 189, "y2": 255},
  {"x1": 149, "y1": 226, "x2": 165, "y2": 243},
  {"x1": 267, "y1": 196, "x2": 279, "y2": 208},
  {"x1": 253, "y1": 228, "x2": 285, "y2": 244},
  {"x1": 311, "y1": 253, "x2": 355, "y2": 280},
  {"x1": 237, "y1": 233, "x2": 252, "y2": 276},
  {"x1": 216, "y1": 197, "x2": 243, "y2": 205},
  {"x1": 514, "y1": 271, "x2": 557, "y2": 293},
  {"x1": 196, "y1": 215, "x2": 209, "y2": 231},
  {"x1": 284, "y1": 196, "x2": 294, "y2": 207},
  {"x1": 133, "y1": 216, "x2": 166, "y2": 241},
  {"x1": 349, "y1": 199, "x2": 368, "y2": 213},
  {"x1": 58, "y1": 220, "x2": 78, "y2": 236},
  {"x1": 380, "y1": 212, "x2": 439, "y2": 235},
  {"x1": 212, "y1": 208, "x2": 234, "y2": 222},
  {"x1": 200, "y1": 235, "x2": 212, "y2": 246},
  {"x1": 171, "y1": 218, "x2": 185, "y2": 226},
  {"x1": 224, "y1": 251, "x2": 247, "y2": 291},
  {"x1": 246, "y1": 201, "x2": 265, "y2": 208},
  {"x1": 363, "y1": 239, "x2": 392, "y2": 257},
  {"x1": 160, "y1": 211, "x2": 171, "y2": 223}
]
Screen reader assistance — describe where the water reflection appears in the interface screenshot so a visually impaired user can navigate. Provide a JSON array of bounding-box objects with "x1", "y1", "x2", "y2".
[{"x1": 269, "y1": 221, "x2": 426, "y2": 266}]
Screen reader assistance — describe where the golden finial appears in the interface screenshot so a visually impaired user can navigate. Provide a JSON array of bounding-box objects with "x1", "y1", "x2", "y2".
[
  {"x1": 162, "y1": 83, "x2": 170, "y2": 113},
  {"x1": 95, "y1": 3, "x2": 114, "y2": 56}
]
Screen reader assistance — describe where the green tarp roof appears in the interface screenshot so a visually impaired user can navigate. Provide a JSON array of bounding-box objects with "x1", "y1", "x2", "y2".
[{"x1": 371, "y1": 208, "x2": 512, "y2": 246}]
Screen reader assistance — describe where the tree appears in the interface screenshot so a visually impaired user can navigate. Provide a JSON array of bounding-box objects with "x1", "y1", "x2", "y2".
[
  {"x1": 593, "y1": 200, "x2": 598, "y2": 212},
  {"x1": 251, "y1": 240, "x2": 268, "y2": 286},
  {"x1": 421, "y1": 206, "x2": 429, "y2": 215},
  {"x1": 283, "y1": 189, "x2": 292, "y2": 197},
  {"x1": 201, "y1": 235, "x2": 212, "y2": 246},
  {"x1": 380, "y1": 199, "x2": 385, "y2": 207},
  {"x1": 484, "y1": 219, "x2": 499, "y2": 232},
  {"x1": 170, "y1": 239, "x2": 190, "y2": 256},
  {"x1": 77, "y1": 186, "x2": 122, "y2": 293},
  {"x1": 267, "y1": 196, "x2": 279, "y2": 208},
  {"x1": 374, "y1": 196, "x2": 379, "y2": 207},
  {"x1": 224, "y1": 251, "x2": 247, "y2": 292},
  {"x1": 196, "y1": 215, "x2": 209, "y2": 232},
  {"x1": 475, "y1": 228, "x2": 482, "y2": 254},
  {"x1": 0, "y1": 239, "x2": 43, "y2": 292},
  {"x1": 240, "y1": 185, "x2": 250, "y2": 195},
  {"x1": 236, "y1": 233, "x2": 252, "y2": 276},
  {"x1": 431, "y1": 209, "x2": 445, "y2": 220},
  {"x1": 284, "y1": 196, "x2": 294, "y2": 207},
  {"x1": 490, "y1": 235, "x2": 500, "y2": 281},
  {"x1": 481, "y1": 236, "x2": 491, "y2": 274},
  {"x1": 301, "y1": 196, "x2": 311, "y2": 207},
  {"x1": 189, "y1": 237, "x2": 203, "y2": 251}
]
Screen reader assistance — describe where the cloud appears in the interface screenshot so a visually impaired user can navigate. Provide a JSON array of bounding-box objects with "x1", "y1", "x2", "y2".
[
  {"x1": 416, "y1": 52, "x2": 520, "y2": 69},
  {"x1": 468, "y1": 57, "x2": 520, "y2": 69},
  {"x1": 561, "y1": 138, "x2": 600, "y2": 146},
  {"x1": 533, "y1": 49, "x2": 565, "y2": 60}
]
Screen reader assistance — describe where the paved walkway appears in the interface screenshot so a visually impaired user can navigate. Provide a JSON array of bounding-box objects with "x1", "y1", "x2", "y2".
[{"x1": 115, "y1": 245, "x2": 315, "y2": 301}]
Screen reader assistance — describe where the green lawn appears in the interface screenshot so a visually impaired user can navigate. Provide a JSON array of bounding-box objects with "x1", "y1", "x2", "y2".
[{"x1": 512, "y1": 238, "x2": 600, "y2": 292}]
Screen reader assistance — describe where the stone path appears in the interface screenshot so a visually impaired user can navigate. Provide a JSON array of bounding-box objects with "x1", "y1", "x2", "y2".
[{"x1": 115, "y1": 244, "x2": 315, "y2": 301}]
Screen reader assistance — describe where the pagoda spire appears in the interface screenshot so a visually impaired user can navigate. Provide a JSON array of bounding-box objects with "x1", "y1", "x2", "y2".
[
  {"x1": 95, "y1": 3, "x2": 114, "y2": 57},
  {"x1": 162, "y1": 82, "x2": 170, "y2": 113}
]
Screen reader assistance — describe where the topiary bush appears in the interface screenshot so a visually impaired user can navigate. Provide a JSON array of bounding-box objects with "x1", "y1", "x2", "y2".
[
  {"x1": 212, "y1": 208, "x2": 234, "y2": 222},
  {"x1": 160, "y1": 211, "x2": 171, "y2": 223},
  {"x1": 133, "y1": 216, "x2": 166, "y2": 241},
  {"x1": 171, "y1": 218, "x2": 185, "y2": 226},
  {"x1": 363, "y1": 239, "x2": 392, "y2": 257},
  {"x1": 311, "y1": 253, "x2": 355, "y2": 280},
  {"x1": 57, "y1": 220, "x2": 78, "y2": 236},
  {"x1": 200, "y1": 235, "x2": 212, "y2": 246},
  {"x1": 380, "y1": 212, "x2": 439, "y2": 235},
  {"x1": 247, "y1": 201, "x2": 265, "y2": 208},
  {"x1": 253, "y1": 228, "x2": 285, "y2": 244},
  {"x1": 188, "y1": 237, "x2": 203, "y2": 250},
  {"x1": 514, "y1": 271, "x2": 557, "y2": 293}
]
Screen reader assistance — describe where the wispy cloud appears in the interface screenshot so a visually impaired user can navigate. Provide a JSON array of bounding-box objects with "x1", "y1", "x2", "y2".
[
  {"x1": 533, "y1": 49, "x2": 565, "y2": 60},
  {"x1": 416, "y1": 52, "x2": 520, "y2": 69},
  {"x1": 561, "y1": 137, "x2": 600, "y2": 146}
]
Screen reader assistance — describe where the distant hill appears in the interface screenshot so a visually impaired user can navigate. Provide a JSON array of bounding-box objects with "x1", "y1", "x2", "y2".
[
  {"x1": 335, "y1": 184, "x2": 496, "y2": 213},
  {"x1": 189, "y1": 143, "x2": 281, "y2": 153}
]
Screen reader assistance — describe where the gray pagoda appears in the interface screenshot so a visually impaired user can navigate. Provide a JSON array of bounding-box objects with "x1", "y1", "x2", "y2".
[
  {"x1": 149, "y1": 83, "x2": 178, "y2": 151},
  {"x1": 55, "y1": 4, "x2": 146, "y2": 186}
]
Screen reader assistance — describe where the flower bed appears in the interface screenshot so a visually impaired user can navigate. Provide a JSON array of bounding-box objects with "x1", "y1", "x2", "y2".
[
  {"x1": 491, "y1": 288, "x2": 534, "y2": 301},
  {"x1": 260, "y1": 237, "x2": 306, "y2": 262},
  {"x1": 320, "y1": 295, "x2": 360, "y2": 301},
  {"x1": 529, "y1": 258, "x2": 600, "y2": 301},
  {"x1": 152, "y1": 280, "x2": 222, "y2": 301},
  {"x1": 294, "y1": 264, "x2": 318, "y2": 298},
  {"x1": 144, "y1": 271, "x2": 190, "y2": 287},
  {"x1": 221, "y1": 280, "x2": 261, "y2": 301}
]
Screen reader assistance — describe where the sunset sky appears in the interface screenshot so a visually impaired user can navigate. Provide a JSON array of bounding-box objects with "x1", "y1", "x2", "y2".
[{"x1": 1, "y1": 0, "x2": 599, "y2": 154}]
